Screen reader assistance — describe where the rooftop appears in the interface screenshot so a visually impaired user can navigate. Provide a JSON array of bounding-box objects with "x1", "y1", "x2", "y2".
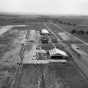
[
  {"x1": 41, "y1": 29, "x2": 49, "y2": 34},
  {"x1": 49, "y1": 48, "x2": 67, "y2": 56}
]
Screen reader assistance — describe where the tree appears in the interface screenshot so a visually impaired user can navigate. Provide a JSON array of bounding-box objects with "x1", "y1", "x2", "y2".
[
  {"x1": 77, "y1": 31, "x2": 80, "y2": 35},
  {"x1": 80, "y1": 30, "x2": 85, "y2": 35},
  {"x1": 67, "y1": 23, "x2": 71, "y2": 25},
  {"x1": 59, "y1": 21, "x2": 62, "y2": 24},
  {"x1": 73, "y1": 24, "x2": 76, "y2": 26},
  {"x1": 71, "y1": 29, "x2": 77, "y2": 34},
  {"x1": 86, "y1": 31, "x2": 88, "y2": 35}
]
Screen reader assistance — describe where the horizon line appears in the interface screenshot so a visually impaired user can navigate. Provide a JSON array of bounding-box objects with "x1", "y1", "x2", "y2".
[{"x1": 0, "y1": 12, "x2": 88, "y2": 16}]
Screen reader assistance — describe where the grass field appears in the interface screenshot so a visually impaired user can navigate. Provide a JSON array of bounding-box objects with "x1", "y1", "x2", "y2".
[
  {"x1": 52, "y1": 15, "x2": 88, "y2": 25},
  {"x1": 77, "y1": 44, "x2": 88, "y2": 54},
  {"x1": 0, "y1": 14, "x2": 47, "y2": 26},
  {"x1": 19, "y1": 63, "x2": 88, "y2": 88}
]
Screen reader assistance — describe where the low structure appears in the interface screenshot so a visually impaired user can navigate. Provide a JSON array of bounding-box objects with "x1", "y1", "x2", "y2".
[
  {"x1": 40, "y1": 29, "x2": 50, "y2": 35},
  {"x1": 40, "y1": 35, "x2": 50, "y2": 44},
  {"x1": 48, "y1": 48, "x2": 68, "y2": 59}
]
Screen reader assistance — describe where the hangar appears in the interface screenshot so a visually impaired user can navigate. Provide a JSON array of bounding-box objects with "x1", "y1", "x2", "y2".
[{"x1": 48, "y1": 48, "x2": 68, "y2": 59}]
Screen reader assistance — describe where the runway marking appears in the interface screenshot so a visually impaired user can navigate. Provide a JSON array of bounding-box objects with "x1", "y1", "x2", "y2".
[{"x1": 49, "y1": 21, "x2": 88, "y2": 46}]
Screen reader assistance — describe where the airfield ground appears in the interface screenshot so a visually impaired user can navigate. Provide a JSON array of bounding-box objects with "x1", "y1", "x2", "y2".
[{"x1": 0, "y1": 15, "x2": 88, "y2": 88}]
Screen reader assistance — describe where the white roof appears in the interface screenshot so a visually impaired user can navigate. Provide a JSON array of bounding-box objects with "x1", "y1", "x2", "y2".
[
  {"x1": 41, "y1": 29, "x2": 49, "y2": 34},
  {"x1": 49, "y1": 48, "x2": 67, "y2": 56}
]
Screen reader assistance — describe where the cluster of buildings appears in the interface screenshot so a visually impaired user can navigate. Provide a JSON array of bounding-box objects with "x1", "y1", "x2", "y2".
[
  {"x1": 23, "y1": 29, "x2": 68, "y2": 64},
  {"x1": 40, "y1": 29, "x2": 68, "y2": 63}
]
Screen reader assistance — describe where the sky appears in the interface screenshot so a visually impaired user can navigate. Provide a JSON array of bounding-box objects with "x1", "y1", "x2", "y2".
[{"x1": 0, "y1": 0, "x2": 88, "y2": 15}]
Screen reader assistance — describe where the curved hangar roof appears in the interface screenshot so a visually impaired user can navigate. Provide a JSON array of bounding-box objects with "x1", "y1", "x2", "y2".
[
  {"x1": 49, "y1": 48, "x2": 67, "y2": 56},
  {"x1": 41, "y1": 29, "x2": 49, "y2": 34}
]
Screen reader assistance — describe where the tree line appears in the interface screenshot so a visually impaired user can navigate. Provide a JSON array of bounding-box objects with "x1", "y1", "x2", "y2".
[
  {"x1": 70, "y1": 29, "x2": 88, "y2": 35},
  {"x1": 49, "y1": 19, "x2": 88, "y2": 35},
  {"x1": 52, "y1": 20, "x2": 76, "y2": 26}
]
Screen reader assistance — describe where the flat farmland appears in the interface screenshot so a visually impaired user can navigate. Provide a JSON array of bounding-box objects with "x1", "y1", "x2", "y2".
[
  {"x1": 19, "y1": 62, "x2": 88, "y2": 88},
  {"x1": 0, "y1": 15, "x2": 46, "y2": 26},
  {"x1": 0, "y1": 14, "x2": 88, "y2": 88},
  {"x1": 54, "y1": 16, "x2": 88, "y2": 26},
  {"x1": 56, "y1": 23, "x2": 88, "y2": 42}
]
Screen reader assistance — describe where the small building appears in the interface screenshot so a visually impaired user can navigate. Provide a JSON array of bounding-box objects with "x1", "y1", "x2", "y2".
[
  {"x1": 48, "y1": 48, "x2": 68, "y2": 59},
  {"x1": 40, "y1": 36, "x2": 49, "y2": 44},
  {"x1": 40, "y1": 29, "x2": 50, "y2": 35},
  {"x1": 41, "y1": 39, "x2": 48, "y2": 44}
]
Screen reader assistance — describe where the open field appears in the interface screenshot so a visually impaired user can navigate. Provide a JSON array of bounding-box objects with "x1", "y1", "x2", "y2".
[
  {"x1": 51, "y1": 16, "x2": 88, "y2": 25},
  {"x1": 19, "y1": 63, "x2": 88, "y2": 88},
  {"x1": 0, "y1": 14, "x2": 88, "y2": 88},
  {"x1": 0, "y1": 25, "x2": 28, "y2": 88},
  {"x1": 56, "y1": 23, "x2": 88, "y2": 42},
  {"x1": 0, "y1": 15, "x2": 47, "y2": 26}
]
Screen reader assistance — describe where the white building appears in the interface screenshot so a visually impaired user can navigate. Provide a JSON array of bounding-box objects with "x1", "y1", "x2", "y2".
[
  {"x1": 48, "y1": 48, "x2": 68, "y2": 59},
  {"x1": 40, "y1": 29, "x2": 50, "y2": 35}
]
